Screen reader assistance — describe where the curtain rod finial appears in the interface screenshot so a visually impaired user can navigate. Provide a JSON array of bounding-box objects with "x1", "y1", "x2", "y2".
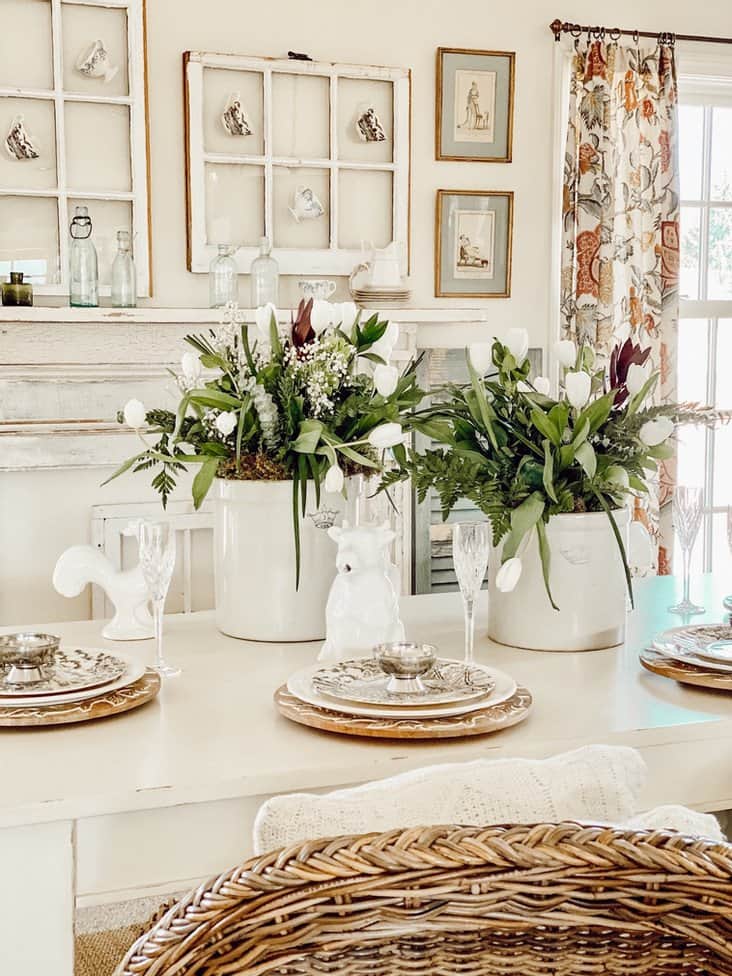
[{"x1": 550, "y1": 18, "x2": 564, "y2": 41}]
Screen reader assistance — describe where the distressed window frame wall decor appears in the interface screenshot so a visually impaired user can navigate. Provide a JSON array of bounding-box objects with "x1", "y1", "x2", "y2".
[
  {"x1": 0, "y1": 0, "x2": 151, "y2": 298},
  {"x1": 434, "y1": 188, "x2": 513, "y2": 299},
  {"x1": 183, "y1": 51, "x2": 411, "y2": 276},
  {"x1": 435, "y1": 47, "x2": 515, "y2": 163}
]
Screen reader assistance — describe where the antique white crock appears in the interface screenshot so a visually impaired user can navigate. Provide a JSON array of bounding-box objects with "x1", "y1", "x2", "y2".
[
  {"x1": 213, "y1": 478, "x2": 345, "y2": 642},
  {"x1": 487, "y1": 508, "x2": 631, "y2": 652}
]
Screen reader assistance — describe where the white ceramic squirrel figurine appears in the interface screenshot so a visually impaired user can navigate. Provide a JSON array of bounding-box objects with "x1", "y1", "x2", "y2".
[
  {"x1": 53, "y1": 527, "x2": 154, "y2": 641},
  {"x1": 319, "y1": 520, "x2": 404, "y2": 662}
]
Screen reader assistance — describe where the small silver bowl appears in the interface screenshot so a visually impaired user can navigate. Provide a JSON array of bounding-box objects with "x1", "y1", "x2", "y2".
[
  {"x1": 373, "y1": 642, "x2": 438, "y2": 695},
  {"x1": 0, "y1": 633, "x2": 60, "y2": 686}
]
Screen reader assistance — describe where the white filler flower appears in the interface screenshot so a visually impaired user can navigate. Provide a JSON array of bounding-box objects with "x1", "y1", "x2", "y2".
[{"x1": 214, "y1": 411, "x2": 237, "y2": 437}]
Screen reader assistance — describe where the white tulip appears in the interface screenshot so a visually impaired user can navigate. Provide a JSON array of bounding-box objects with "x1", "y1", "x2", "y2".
[
  {"x1": 614, "y1": 322, "x2": 631, "y2": 344},
  {"x1": 534, "y1": 375, "x2": 551, "y2": 396},
  {"x1": 564, "y1": 370, "x2": 591, "y2": 409},
  {"x1": 517, "y1": 381, "x2": 531, "y2": 392},
  {"x1": 324, "y1": 462, "x2": 344, "y2": 493},
  {"x1": 255, "y1": 303, "x2": 278, "y2": 339},
  {"x1": 469, "y1": 342, "x2": 493, "y2": 375},
  {"x1": 605, "y1": 465, "x2": 630, "y2": 488},
  {"x1": 123, "y1": 398, "x2": 147, "y2": 429},
  {"x1": 639, "y1": 417, "x2": 674, "y2": 447},
  {"x1": 368, "y1": 422, "x2": 405, "y2": 449},
  {"x1": 556, "y1": 339, "x2": 577, "y2": 368},
  {"x1": 496, "y1": 557, "x2": 523, "y2": 592},
  {"x1": 181, "y1": 351, "x2": 201, "y2": 383},
  {"x1": 373, "y1": 364, "x2": 399, "y2": 397},
  {"x1": 311, "y1": 300, "x2": 336, "y2": 334},
  {"x1": 626, "y1": 361, "x2": 652, "y2": 397},
  {"x1": 336, "y1": 301, "x2": 359, "y2": 332},
  {"x1": 214, "y1": 411, "x2": 237, "y2": 437},
  {"x1": 505, "y1": 328, "x2": 529, "y2": 363}
]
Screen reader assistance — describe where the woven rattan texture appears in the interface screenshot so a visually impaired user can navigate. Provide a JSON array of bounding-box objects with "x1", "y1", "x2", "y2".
[{"x1": 116, "y1": 822, "x2": 732, "y2": 976}]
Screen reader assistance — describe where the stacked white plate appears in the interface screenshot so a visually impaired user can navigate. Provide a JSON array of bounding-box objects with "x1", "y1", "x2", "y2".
[
  {"x1": 650, "y1": 623, "x2": 732, "y2": 671},
  {"x1": 287, "y1": 657, "x2": 517, "y2": 720},
  {"x1": 353, "y1": 285, "x2": 412, "y2": 308},
  {"x1": 0, "y1": 645, "x2": 146, "y2": 709}
]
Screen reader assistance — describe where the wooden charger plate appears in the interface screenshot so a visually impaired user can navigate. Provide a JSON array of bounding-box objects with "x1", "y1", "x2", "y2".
[
  {"x1": 639, "y1": 648, "x2": 732, "y2": 691},
  {"x1": 0, "y1": 670, "x2": 161, "y2": 727},
  {"x1": 274, "y1": 684, "x2": 532, "y2": 739}
]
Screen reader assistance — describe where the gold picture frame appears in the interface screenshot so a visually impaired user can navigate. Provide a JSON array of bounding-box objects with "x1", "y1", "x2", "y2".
[
  {"x1": 436, "y1": 47, "x2": 515, "y2": 163},
  {"x1": 434, "y1": 189, "x2": 513, "y2": 299}
]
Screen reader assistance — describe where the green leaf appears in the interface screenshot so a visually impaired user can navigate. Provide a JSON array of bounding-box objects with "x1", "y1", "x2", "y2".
[
  {"x1": 542, "y1": 439, "x2": 558, "y2": 503},
  {"x1": 192, "y1": 456, "x2": 219, "y2": 509},
  {"x1": 337, "y1": 444, "x2": 379, "y2": 468},
  {"x1": 627, "y1": 372, "x2": 659, "y2": 414},
  {"x1": 291, "y1": 473, "x2": 301, "y2": 590},
  {"x1": 628, "y1": 475, "x2": 648, "y2": 493},
  {"x1": 575, "y1": 441, "x2": 597, "y2": 479},
  {"x1": 269, "y1": 313, "x2": 283, "y2": 358},
  {"x1": 645, "y1": 442, "x2": 675, "y2": 460},
  {"x1": 547, "y1": 402, "x2": 570, "y2": 440},
  {"x1": 467, "y1": 357, "x2": 498, "y2": 450},
  {"x1": 187, "y1": 389, "x2": 242, "y2": 411},
  {"x1": 577, "y1": 391, "x2": 614, "y2": 434},
  {"x1": 530, "y1": 407, "x2": 560, "y2": 447},
  {"x1": 536, "y1": 519, "x2": 559, "y2": 610},
  {"x1": 572, "y1": 418, "x2": 590, "y2": 448},
  {"x1": 100, "y1": 450, "x2": 148, "y2": 486},
  {"x1": 502, "y1": 492, "x2": 545, "y2": 560},
  {"x1": 592, "y1": 490, "x2": 634, "y2": 608},
  {"x1": 292, "y1": 419, "x2": 324, "y2": 454}
]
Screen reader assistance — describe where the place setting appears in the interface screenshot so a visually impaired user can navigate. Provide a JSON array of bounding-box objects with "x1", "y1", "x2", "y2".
[{"x1": 275, "y1": 521, "x2": 532, "y2": 740}]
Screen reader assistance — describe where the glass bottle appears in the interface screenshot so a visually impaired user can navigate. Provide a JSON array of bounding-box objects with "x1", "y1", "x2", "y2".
[
  {"x1": 1, "y1": 271, "x2": 33, "y2": 306},
  {"x1": 209, "y1": 245, "x2": 238, "y2": 308},
  {"x1": 69, "y1": 206, "x2": 98, "y2": 307},
  {"x1": 111, "y1": 230, "x2": 136, "y2": 308},
  {"x1": 250, "y1": 236, "x2": 279, "y2": 306}
]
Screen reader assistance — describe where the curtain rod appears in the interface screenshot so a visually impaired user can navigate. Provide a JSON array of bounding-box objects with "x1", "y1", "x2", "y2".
[{"x1": 550, "y1": 19, "x2": 732, "y2": 47}]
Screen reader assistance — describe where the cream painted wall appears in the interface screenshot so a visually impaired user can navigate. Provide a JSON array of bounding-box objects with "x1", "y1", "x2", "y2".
[{"x1": 143, "y1": 0, "x2": 732, "y2": 347}]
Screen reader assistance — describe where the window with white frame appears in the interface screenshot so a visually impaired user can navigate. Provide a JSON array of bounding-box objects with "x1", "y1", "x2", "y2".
[
  {"x1": 677, "y1": 61, "x2": 732, "y2": 577},
  {"x1": 184, "y1": 52, "x2": 411, "y2": 277},
  {"x1": 0, "y1": 0, "x2": 150, "y2": 296}
]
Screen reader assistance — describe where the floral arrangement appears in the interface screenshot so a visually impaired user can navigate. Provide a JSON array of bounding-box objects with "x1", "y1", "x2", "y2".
[
  {"x1": 387, "y1": 327, "x2": 717, "y2": 608},
  {"x1": 109, "y1": 300, "x2": 423, "y2": 579}
]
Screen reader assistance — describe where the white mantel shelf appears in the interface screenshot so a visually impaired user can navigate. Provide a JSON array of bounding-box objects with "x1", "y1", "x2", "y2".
[{"x1": 0, "y1": 306, "x2": 490, "y2": 325}]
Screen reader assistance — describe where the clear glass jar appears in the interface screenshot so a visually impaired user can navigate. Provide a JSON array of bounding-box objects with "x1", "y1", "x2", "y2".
[
  {"x1": 111, "y1": 230, "x2": 136, "y2": 308},
  {"x1": 250, "y1": 237, "x2": 279, "y2": 306},
  {"x1": 209, "y1": 245, "x2": 238, "y2": 308},
  {"x1": 69, "y1": 206, "x2": 99, "y2": 307}
]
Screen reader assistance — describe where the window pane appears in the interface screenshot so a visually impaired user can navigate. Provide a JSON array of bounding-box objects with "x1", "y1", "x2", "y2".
[
  {"x1": 65, "y1": 102, "x2": 131, "y2": 193},
  {"x1": 707, "y1": 207, "x2": 732, "y2": 299},
  {"x1": 0, "y1": 97, "x2": 57, "y2": 190},
  {"x1": 677, "y1": 319, "x2": 708, "y2": 402},
  {"x1": 717, "y1": 320, "x2": 732, "y2": 410},
  {"x1": 711, "y1": 107, "x2": 732, "y2": 202},
  {"x1": 679, "y1": 104, "x2": 704, "y2": 200},
  {"x1": 0, "y1": 0, "x2": 53, "y2": 90},
  {"x1": 205, "y1": 163, "x2": 264, "y2": 246},
  {"x1": 0, "y1": 195, "x2": 60, "y2": 284},
  {"x1": 713, "y1": 425, "x2": 732, "y2": 506},
  {"x1": 710, "y1": 511, "x2": 732, "y2": 582},
  {"x1": 680, "y1": 206, "x2": 701, "y2": 299}
]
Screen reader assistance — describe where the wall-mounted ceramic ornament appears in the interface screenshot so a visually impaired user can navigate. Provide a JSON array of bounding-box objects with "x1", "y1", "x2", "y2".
[
  {"x1": 5, "y1": 116, "x2": 39, "y2": 160},
  {"x1": 356, "y1": 106, "x2": 386, "y2": 143},
  {"x1": 76, "y1": 39, "x2": 119, "y2": 83},
  {"x1": 289, "y1": 185, "x2": 325, "y2": 222},
  {"x1": 221, "y1": 92, "x2": 253, "y2": 136}
]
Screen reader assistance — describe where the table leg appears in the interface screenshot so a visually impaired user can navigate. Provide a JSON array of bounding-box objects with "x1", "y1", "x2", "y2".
[{"x1": 0, "y1": 820, "x2": 74, "y2": 976}]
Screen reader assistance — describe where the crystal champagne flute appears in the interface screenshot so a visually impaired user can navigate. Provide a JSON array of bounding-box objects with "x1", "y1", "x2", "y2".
[
  {"x1": 452, "y1": 522, "x2": 490, "y2": 679},
  {"x1": 138, "y1": 521, "x2": 180, "y2": 677},
  {"x1": 669, "y1": 486, "x2": 705, "y2": 616}
]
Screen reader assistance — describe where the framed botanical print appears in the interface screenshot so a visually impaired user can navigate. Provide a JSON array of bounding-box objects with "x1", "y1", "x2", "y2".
[
  {"x1": 435, "y1": 189, "x2": 513, "y2": 298},
  {"x1": 435, "y1": 48, "x2": 515, "y2": 162}
]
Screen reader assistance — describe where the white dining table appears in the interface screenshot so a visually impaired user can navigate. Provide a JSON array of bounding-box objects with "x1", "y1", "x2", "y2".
[{"x1": 2, "y1": 575, "x2": 732, "y2": 976}]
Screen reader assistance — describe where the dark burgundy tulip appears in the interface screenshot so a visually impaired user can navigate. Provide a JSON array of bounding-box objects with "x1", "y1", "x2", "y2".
[
  {"x1": 609, "y1": 336, "x2": 651, "y2": 406},
  {"x1": 291, "y1": 298, "x2": 315, "y2": 348}
]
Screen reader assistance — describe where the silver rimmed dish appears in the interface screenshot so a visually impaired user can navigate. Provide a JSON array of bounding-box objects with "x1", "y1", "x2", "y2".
[
  {"x1": 0, "y1": 633, "x2": 60, "y2": 686},
  {"x1": 373, "y1": 642, "x2": 438, "y2": 694},
  {"x1": 311, "y1": 658, "x2": 496, "y2": 708},
  {"x1": 653, "y1": 623, "x2": 732, "y2": 668},
  {"x1": 288, "y1": 663, "x2": 517, "y2": 719},
  {"x1": 0, "y1": 646, "x2": 128, "y2": 697}
]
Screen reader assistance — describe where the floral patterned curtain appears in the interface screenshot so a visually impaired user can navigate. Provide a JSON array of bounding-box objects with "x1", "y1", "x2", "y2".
[{"x1": 560, "y1": 39, "x2": 679, "y2": 573}]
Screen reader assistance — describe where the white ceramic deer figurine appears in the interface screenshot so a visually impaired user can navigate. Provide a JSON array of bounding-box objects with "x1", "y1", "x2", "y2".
[
  {"x1": 319, "y1": 520, "x2": 404, "y2": 662},
  {"x1": 53, "y1": 527, "x2": 154, "y2": 641}
]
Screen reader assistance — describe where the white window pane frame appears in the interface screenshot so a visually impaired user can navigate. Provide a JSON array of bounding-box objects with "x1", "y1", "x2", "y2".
[
  {"x1": 0, "y1": 0, "x2": 151, "y2": 297},
  {"x1": 184, "y1": 51, "x2": 411, "y2": 276},
  {"x1": 679, "y1": 69, "x2": 732, "y2": 572}
]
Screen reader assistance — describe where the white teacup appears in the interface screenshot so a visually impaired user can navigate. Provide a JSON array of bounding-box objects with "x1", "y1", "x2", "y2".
[{"x1": 298, "y1": 279, "x2": 337, "y2": 301}]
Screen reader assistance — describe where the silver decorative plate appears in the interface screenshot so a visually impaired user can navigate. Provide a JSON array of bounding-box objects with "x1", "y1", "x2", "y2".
[
  {"x1": 0, "y1": 646, "x2": 127, "y2": 698},
  {"x1": 289, "y1": 664, "x2": 516, "y2": 719},
  {"x1": 0, "y1": 655, "x2": 144, "y2": 707},
  {"x1": 311, "y1": 658, "x2": 496, "y2": 707},
  {"x1": 654, "y1": 623, "x2": 732, "y2": 667}
]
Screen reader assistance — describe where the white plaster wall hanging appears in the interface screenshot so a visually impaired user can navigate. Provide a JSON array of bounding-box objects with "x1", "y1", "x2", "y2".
[
  {"x1": 76, "y1": 40, "x2": 119, "y2": 83},
  {"x1": 356, "y1": 106, "x2": 386, "y2": 142},
  {"x1": 221, "y1": 92, "x2": 253, "y2": 135},
  {"x1": 5, "y1": 116, "x2": 39, "y2": 160},
  {"x1": 290, "y1": 185, "x2": 325, "y2": 222}
]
